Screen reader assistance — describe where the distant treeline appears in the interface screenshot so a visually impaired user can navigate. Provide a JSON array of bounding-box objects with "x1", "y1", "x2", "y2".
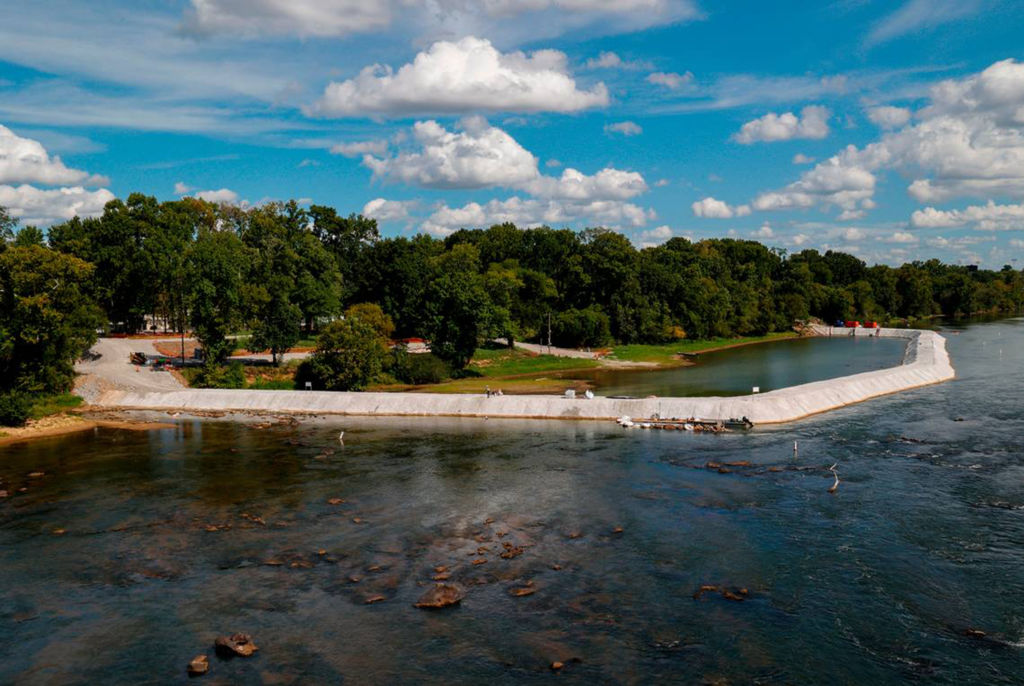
[{"x1": 2, "y1": 194, "x2": 1023, "y2": 414}]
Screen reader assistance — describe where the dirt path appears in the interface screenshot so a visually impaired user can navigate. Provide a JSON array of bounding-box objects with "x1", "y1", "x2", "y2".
[{"x1": 74, "y1": 337, "x2": 186, "y2": 402}]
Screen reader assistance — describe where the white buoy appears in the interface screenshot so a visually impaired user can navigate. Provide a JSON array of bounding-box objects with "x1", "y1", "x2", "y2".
[
  {"x1": 338, "y1": 431, "x2": 345, "y2": 443},
  {"x1": 793, "y1": 440, "x2": 799, "y2": 458}
]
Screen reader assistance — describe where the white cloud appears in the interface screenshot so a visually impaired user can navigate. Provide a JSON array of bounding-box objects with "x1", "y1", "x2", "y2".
[
  {"x1": 193, "y1": 188, "x2": 240, "y2": 204},
  {"x1": 865, "y1": 0, "x2": 983, "y2": 47},
  {"x1": 790, "y1": 233, "x2": 810, "y2": 246},
  {"x1": 866, "y1": 105, "x2": 912, "y2": 129},
  {"x1": 752, "y1": 223, "x2": 774, "y2": 238},
  {"x1": 792, "y1": 153, "x2": 815, "y2": 165},
  {"x1": 0, "y1": 184, "x2": 114, "y2": 226},
  {"x1": 654, "y1": 178, "x2": 670, "y2": 187},
  {"x1": 421, "y1": 195, "x2": 654, "y2": 236},
  {"x1": 733, "y1": 105, "x2": 831, "y2": 144},
  {"x1": 647, "y1": 71, "x2": 693, "y2": 90},
  {"x1": 364, "y1": 117, "x2": 539, "y2": 189},
  {"x1": 185, "y1": 0, "x2": 392, "y2": 37},
  {"x1": 842, "y1": 227, "x2": 866, "y2": 241},
  {"x1": 362, "y1": 197, "x2": 414, "y2": 223},
  {"x1": 0, "y1": 125, "x2": 107, "y2": 186},
  {"x1": 185, "y1": 0, "x2": 699, "y2": 42},
  {"x1": 691, "y1": 196, "x2": 751, "y2": 219},
  {"x1": 604, "y1": 121, "x2": 642, "y2": 136},
  {"x1": 911, "y1": 201, "x2": 1024, "y2": 231},
  {"x1": 174, "y1": 181, "x2": 192, "y2": 195},
  {"x1": 330, "y1": 139, "x2": 389, "y2": 157},
  {"x1": 310, "y1": 37, "x2": 609, "y2": 118},
  {"x1": 585, "y1": 51, "x2": 653, "y2": 71},
  {"x1": 545, "y1": 159, "x2": 562, "y2": 168},
  {"x1": 638, "y1": 224, "x2": 673, "y2": 246},
  {"x1": 883, "y1": 231, "x2": 918, "y2": 243},
  {"x1": 365, "y1": 118, "x2": 648, "y2": 204},
  {"x1": 1009, "y1": 238, "x2": 1024, "y2": 249}
]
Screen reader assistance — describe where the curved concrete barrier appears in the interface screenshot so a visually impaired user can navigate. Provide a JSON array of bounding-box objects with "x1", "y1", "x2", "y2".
[{"x1": 93, "y1": 327, "x2": 954, "y2": 425}]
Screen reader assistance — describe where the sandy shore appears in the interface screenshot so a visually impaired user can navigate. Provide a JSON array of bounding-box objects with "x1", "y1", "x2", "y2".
[{"x1": 0, "y1": 414, "x2": 175, "y2": 448}]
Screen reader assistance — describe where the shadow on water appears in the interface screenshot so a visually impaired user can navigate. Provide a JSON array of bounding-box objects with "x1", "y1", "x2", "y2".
[{"x1": 1, "y1": 319, "x2": 1023, "y2": 683}]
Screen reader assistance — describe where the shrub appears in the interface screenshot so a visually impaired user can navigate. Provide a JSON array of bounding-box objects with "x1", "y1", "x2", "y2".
[
  {"x1": 390, "y1": 349, "x2": 450, "y2": 385},
  {"x1": 550, "y1": 306, "x2": 612, "y2": 348},
  {"x1": 0, "y1": 391, "x2": 32, "y2": 427},
  {"x1": 187, "y1": 362, "x2": 245, "y2": 389},
  {"x1": 297, "y1": 318, "x2": 386, "y2": 391}
]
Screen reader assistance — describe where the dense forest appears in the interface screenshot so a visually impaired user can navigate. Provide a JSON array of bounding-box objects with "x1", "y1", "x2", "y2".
[{"x1": 2, "y1": 194, "x2": 1023, "y2": 422}]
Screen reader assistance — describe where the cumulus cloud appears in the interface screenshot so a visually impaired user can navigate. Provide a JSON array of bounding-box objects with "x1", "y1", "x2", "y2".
[
  {"x1": 751, "y1": 223, "x2": 774, "y2": 238},
  {"x1": 364, "y1": 117, "x2": 539, "y2": 189},
  {"x1": 0, "y1": 184, "x2": 115, "y2": 226},
  {"x1": 309, "y1": 37, "x2": 609, "y2": 118},
  {"x1": 733, "y1": 105, "x2": 830, "y2": 144},
  {"x1": 866, "y1": 105, "x2": 912, "y2": 129},
  {"x1": 331, "y1": 139, "x2": 389, "y2": 157},
  {"x1": 646, "y1": 71, "x2": 693, "y2": 90},
  {"x1": 420, "y1": 195, "x2": 654, "y2": 236},
  {"x1": 604, "y1": 121, "x2": 642, "y2": 136},
  {"x1": 792, "y1": 153, "x2": 815, "y2": 165},
  {"x1": 691, "y1": 196, "x2": 751, "y2": 219},
  {"x1": 883, "y1": 231, "x2": 918, "y2": 243},
  {"x1": 365, "y1": 118, "x2": 648, "y2": 203},
  {"x1": 911, "y1": 201, "x2": 1024, "y2": 231},
  {"x1": 174, "y1": 181, "x2": 193, "y2": 195},
  {"x1": 756, "y1": 59, "x2": 1024, "y2": 218},
  {"x1": 362, "y1": 197, "x2": 414, "y2": 223},
  {"x1": 193, "y1": 188, "x2": 240, "y2": 204},
  {"x1": 637, "y1": 224, "x2": 674, "y2": 247},
  {"x1": 0, "y1": 125, "x2": 108, "y2": 186}
]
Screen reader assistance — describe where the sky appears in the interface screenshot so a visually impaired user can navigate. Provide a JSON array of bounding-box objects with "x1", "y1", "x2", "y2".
[{"x1": 1, "y1": 0, "x2": 1023, "y2": 268}]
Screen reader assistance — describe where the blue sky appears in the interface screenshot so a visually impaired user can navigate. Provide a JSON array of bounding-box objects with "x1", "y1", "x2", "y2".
[{"x1": 1, "y1": 0, "x2": 1023, "y2": 267}]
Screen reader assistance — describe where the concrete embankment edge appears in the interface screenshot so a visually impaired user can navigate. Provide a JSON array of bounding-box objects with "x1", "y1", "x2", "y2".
[{"x1": 93, "y1": 327, "x2": 954, "y2": 425}]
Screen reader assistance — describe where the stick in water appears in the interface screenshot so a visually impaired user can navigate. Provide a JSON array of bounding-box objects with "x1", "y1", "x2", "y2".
[{"x1": 828, "y1": 463, "x2": 839, "y2": 494}]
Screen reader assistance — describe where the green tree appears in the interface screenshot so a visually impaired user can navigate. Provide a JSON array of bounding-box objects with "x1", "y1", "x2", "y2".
[
  {"x1": 422, "y1": 244, "x2": 493, "y2": 369},
  {"x1": 345, "y1": 302, "x2": 395, "y2": 341},
  {"x1": 0, "y1": 245, "x2": 102, "y2": 418},
  {"x1": 299, "y1": 317, "x2": 385, "y2": 390},
  {"x1": 13, "y1": 225, "x2": 45, "y2": 247},
  {"x1": 187, "y1": 227, "x2": 246, "y2": 364}
]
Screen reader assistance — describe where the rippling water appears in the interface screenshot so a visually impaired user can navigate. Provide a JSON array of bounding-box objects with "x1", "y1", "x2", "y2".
[{"x1": 1, "y1": 319, "x2": 1022, "y2": 684}]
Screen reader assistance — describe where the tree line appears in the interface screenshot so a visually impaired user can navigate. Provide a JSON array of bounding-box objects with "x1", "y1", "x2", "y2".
[{"x1": 2, "y1": 194, "x2": 1022, "y2": 421}]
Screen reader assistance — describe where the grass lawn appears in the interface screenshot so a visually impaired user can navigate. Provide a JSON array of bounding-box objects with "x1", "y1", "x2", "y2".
[
  {"x1": 467, "y1": 344, "x2": 599, "y2": 377},
  {"x1": 609, "y1": 332, "x2": 798, "y2": 365},
  {"x1": 28, "y1": 392, "x2": 84, "y2": 419}
]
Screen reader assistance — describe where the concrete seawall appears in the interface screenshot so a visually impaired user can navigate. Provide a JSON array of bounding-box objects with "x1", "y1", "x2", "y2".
[{"x1": 93, "y1": 327, "x2": 955, "y2": 425}]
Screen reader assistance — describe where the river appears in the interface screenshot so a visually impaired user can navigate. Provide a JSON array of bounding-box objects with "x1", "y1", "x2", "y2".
[{"x1": 1, "y1": 319, "x2": 1022, "y2": 684}]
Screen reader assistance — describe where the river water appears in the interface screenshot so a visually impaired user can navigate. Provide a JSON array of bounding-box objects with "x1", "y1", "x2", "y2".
[{"x1": 1, "y1": 320, "x2": 1022, "y2": 684}]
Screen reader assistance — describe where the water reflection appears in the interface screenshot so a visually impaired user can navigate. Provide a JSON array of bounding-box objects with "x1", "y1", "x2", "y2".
[{"x1": 1, "y1": 321, "x2": 1023, "y2": 684}]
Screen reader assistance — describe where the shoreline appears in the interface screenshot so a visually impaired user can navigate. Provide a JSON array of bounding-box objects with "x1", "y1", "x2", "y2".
[
  {"x1": 0, "y1": 414, "x2": 175, "y2": 448},
  {"x1": 87, "y1": 327, "x2": 954, "y2": 426}
]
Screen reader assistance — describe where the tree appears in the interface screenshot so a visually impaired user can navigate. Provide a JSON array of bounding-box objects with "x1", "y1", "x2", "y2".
[
  {"x1": 0, "y1": 205, "x2": 15, "y2": 245},
  {"x1": 13, "y1": 225, "x2": 45, "y2": 247},
  {"x1": 345, "y1": 303, "x2": 395, "y2": 341},
  {"x1": 299, "y1": 317, "x2": 385, "y2": 391},
  {"x1": 187, "y1": 228, "x2": 246, "y2": 364},
  {"x1": 0, "y1": 245, "x2": 102, "y2": 416},
  {"x1": 422, "y1": 244, "x2": 493, "y2": 369}
]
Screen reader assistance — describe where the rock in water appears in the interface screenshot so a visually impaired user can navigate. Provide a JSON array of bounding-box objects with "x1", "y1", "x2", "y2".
[
  {"x1": 187, "y1": 655, "x2": 209, "y2": 676},
  {"x1": 214, "y1": 633, "x2": 259, "y2": 658},
  {"x1": 414, "y1": 584, "x2": 465, "y2": 609}
]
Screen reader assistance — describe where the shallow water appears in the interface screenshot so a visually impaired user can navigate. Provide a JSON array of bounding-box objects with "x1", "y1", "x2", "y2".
[
  {"x1": 590, "y1": 335, "x2": 906, "y2": 397},
  {"x1": 1, "y1": 319, "x2": 1022, "y2": 684}
]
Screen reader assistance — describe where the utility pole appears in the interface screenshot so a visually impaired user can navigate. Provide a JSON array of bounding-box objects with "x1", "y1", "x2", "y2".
[{"x1": 547, "y1": 312, "x2": 552, "y2": 354}]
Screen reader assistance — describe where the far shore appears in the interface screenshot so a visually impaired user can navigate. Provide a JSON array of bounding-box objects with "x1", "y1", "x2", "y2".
[{"x1": 0, "y1": 413, "x2": 175, "y2": 448}]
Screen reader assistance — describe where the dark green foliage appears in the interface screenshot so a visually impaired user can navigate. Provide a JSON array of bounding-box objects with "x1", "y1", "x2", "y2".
[
  {"x1": 0, "y1": 245, "x2": 102, "y2": 395},
  {"x1": 298, "y1": 318, "x2": 386, "y2": 390},
  {"x1": 389, "y1": 348, "x2": 450, "y2": 385},
  {"x1": 551, "y1": 307, "x2": 612, "y2": 348},
  {"x1": 187, "y1": 362, "x2": 245, "y2": 389},
  {"x1": 422, "y1": 244, "x2": 493, "y2": 369},
  {"x1": 0, "y1": 391, "x2": 31, "y2": 427}
]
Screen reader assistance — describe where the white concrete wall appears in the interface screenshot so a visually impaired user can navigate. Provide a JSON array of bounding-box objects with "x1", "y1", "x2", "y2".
[{"x1": 94, "y1": 327, "x2": 954, "y2": 425}]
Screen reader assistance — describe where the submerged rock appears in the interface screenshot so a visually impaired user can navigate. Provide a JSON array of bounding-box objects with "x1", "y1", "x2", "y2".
[
  {"x1": 187, "y1": 655, "x2": 209, "y2": 676},
  {"x1": 214, "y1": 633, "x2": 258, "y2": 658},
  {"x1": 414, "y1": 584, "x2": 465, "y2": 609}
]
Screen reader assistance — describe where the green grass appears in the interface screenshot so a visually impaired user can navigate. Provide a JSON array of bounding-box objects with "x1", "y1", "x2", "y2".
[
  {"x1": 28, "y1": 392, "x2": 84, "y2": 420},
  {"x1": 609, "y1": 332, "x2": 798, "y2": 365},
  {"x1": 467, "y1": 345, "x2": 599, "y2": 377},
  {"x1": 247, "y1": 378, "x2": 296, "y2": 390}
]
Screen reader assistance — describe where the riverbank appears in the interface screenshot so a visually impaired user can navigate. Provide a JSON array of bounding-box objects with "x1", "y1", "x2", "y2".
[
  {"x1": 88, "y1": 327, "x2": 954, "y2": 425},
  {"x1": 0, "y1": 413, "x2": 175, "y2": 448}
]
